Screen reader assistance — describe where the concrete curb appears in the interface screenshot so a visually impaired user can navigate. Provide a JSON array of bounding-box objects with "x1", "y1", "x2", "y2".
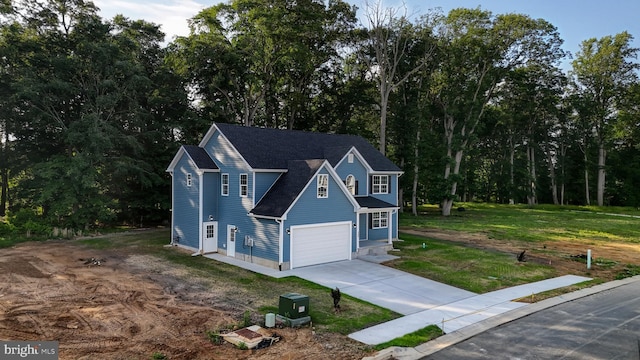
[{"x1": 363, "y1": 275, "x2": 640, "y2": 360}]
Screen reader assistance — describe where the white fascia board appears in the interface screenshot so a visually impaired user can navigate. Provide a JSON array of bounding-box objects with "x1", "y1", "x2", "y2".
[
  {"x1": 334, "y1": 146, "x2": 374, "y2": 173},
  {"x1": 166, "y1": 146, "x2": 186, "y2": 172},
  {"x1": 254, "y1": 169, "x2": 288, "y2": 173}
]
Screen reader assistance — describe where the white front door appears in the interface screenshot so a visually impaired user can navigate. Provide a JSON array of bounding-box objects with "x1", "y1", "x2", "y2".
[
  {"x1": 202, "y1": 221, "x2": 217, "y2": 253},
  {"x1": 226, "y1": 225, "x2": 236, "y2": 257}
]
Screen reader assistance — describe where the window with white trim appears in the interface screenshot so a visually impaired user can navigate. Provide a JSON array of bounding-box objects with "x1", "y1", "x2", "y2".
[
  {"x1": 186, "y1": 173, "x2": 192, "y2": 187},
  {"x1": 221, "y1": 173, "x2": 229, "y2": 196},
  {"x1": 239, "y1": 174, "x2": 248, "y2": 197},
  {"x1": 371, "y1": 211, "x2": 388, "y2": 229},
  {"x1": 372, "y1": 175, "x2": 389, "y2": 194},
  {"x1": 348, "y1": 153, "x2": 354, "y2": 163},
  {"x1": 317, "y1": 174, "x2": 328, "y2": 198},
  {"x1": 345, "y1": 175, "x2": 356, "y2": 195}
]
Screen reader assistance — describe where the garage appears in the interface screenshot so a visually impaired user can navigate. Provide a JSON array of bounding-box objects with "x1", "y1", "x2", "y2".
[{"x1": 290, "y1": 221, "x2": 352, "y2": 269}]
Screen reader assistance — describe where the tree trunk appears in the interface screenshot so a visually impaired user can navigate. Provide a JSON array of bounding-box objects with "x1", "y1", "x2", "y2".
[
  {"x1": 0, "y1": 128, "x2": 6, "y2": 216},
  {"x1": 526, "y1": 144, "x2": 537, "y2": 206},
  {"x1": 509, "y1": 137, "x2": 515, "y2": 205},
  {"x1": 597, "y1": 143, "x2": 606, "y2": 206},
  {"x1": 543, "y1": 136, "x2": 559, "y2": 205},
  {"x1": 411, "y1": 130, "x2": 420, "y2": 216},
  {"x1": 442, "y1": 149, "x2": 463, "y2": 216},
  {"x1": 379, "y1": 82, "x2": 388, "y2": 156},
  {"x1": 584, "y1": 151, "x2": 591, "y2": 206}
]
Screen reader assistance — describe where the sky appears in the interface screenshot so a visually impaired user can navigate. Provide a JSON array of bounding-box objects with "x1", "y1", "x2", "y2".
[{"x1": 93, "y1": 0, "x2": 640, "y2": 68}]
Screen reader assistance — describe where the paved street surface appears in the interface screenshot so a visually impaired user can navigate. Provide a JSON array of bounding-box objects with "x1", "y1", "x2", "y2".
[{"x1": 425, "y1": 280, "x2": 640, "y2": 360}]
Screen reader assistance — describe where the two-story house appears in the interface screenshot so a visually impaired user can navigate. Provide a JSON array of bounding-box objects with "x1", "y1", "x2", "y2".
[{"x1": 166, "y1": 123, "x2": 402, "y2": 270}]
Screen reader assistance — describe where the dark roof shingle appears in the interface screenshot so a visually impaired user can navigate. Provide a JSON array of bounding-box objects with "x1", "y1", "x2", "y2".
[
  {"x1": 183, "y1": 145, "x2": 218, "y2": 170},
  {"x1": 250, "y1": 160, "x2": 325, "y2": 218},
  {"x1": 215, "y1": 123, "x2": 400, "y2": 172}
]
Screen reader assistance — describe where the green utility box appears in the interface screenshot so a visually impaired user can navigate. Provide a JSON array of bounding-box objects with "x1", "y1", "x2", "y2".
[{"x1": 278, "y1": 293, "x2": 309, "y2": 319}]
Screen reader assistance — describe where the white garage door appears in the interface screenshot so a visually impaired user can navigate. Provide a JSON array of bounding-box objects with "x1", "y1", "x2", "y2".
[{"x1": 290, "y1": 221, "x2": 352, "y2": 269}]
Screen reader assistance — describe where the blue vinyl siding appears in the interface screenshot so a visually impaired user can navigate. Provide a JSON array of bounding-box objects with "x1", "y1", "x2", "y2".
[
  {"x1": 202, "y1": 173, "x2": 219, "y2": 222},
  {"x1": 282, "y1": 167, "x2": 357, "y2": 262},
  {"x1": 172, "y1": 156, "x2": 200, "y2": 249},
  {"x1": 201, "y1": 129, "x2": 260, "y2": 258},
  {"x1": 254, "y1": 172, "x2": 282, "y2": 203},
  {"x1": 335, "y1": 152, "x2": 368, "y2": 196},
  {"x1": 247, "y1": 218, "x2": 280, "y2": 262}
]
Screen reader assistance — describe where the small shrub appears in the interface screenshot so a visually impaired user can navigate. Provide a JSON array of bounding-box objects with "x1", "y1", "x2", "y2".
[
  {"x1": 150, "y1": 352, "x2": 167, "y2": 360},
  {"x1": 236, "y1": 341, "x2": 248, "y2": 350},
  {"x1": 616, "y1": 265, "x2": 640, "y2": 280},
  {"x1": 206, "y1": 330, "x2": 224, "y2": 345},
  {"x1": 0, "y1": 221, "x2": 16, "y2": 236},
  {"x1": 242, "y1": 310, "x2": 252, "y2": 327}
]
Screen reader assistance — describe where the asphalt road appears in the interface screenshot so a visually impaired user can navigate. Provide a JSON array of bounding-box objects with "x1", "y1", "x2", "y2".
[{"x1": 425, "y1": 280, "x2": 640, "y2": 360}]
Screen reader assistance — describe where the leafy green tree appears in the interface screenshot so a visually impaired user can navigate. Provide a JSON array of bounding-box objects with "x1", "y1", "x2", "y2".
[
  {"x1": 8, "y1": 0, "x2": 185, "y2": 228},
  {"x1": 571, "y1": 32, "x2": 639, "y2": 206},
  {"x1": 432, "y1": 8, "x2": 565, "y2": 215},
  {"x1": 170, "y1": 0, "x2": 357, "y2": 130}
]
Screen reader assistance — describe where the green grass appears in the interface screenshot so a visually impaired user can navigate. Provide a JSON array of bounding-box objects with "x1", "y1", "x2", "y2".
[
  {"x1": 401, "y1": 203, "x2": 640, "y2": 244},
  {"x1": 373, "y1": 325, "x2": 443, "y2": 350},
  {"x1": 76, "y1": 229, "x2": 399, "y2": 336},
  {"x1": 389, "y1": 234, "x2": 556, "y2": 293}
]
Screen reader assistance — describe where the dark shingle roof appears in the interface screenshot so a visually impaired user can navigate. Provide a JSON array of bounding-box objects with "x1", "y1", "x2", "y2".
[
  {"x1": 215, "y1": 123, "x2": 400, "y2": 172},
  {"x1": 250, "y1": 160, "x2": 325, "y2": 218},
  {"x1": 183, "y1": 145, "x2": 218, "y2": 170},
  {"x1": 355, "y1": 196, "x2": 398, "y2": 209}
]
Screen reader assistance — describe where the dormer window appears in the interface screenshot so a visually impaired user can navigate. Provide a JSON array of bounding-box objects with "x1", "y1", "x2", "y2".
[
  {"x1": 345, "y1": 175, "x2": 356, "y2": 195},
  {"x1": 372, "y1": 175, "x2": 389, "y2": 194},
  {"x1": 317, "y1": 174, "x2": 328, "y2": 198}
]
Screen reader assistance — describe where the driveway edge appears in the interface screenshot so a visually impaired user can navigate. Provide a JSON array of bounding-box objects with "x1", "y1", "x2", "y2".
[{"x1": 363, "y1": 275, "x2": 640, "y2": 360}]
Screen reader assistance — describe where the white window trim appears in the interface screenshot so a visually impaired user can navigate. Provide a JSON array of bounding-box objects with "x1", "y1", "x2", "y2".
[
  {"x1": 221, "y1": 173, "x2": 229, "y2": 196},
  {"x1": 346, "y1": 174, "x2": 356, "y2": 195},
  {"x1": 186, "y1": 173, "x2": 192, "y2": 187},
  {"x1": 372, "y1": 175, "x2": 389, "y2": 194},
  {"x1": 372, "y1": 211, "x2": 388, "y2": 229},
  {"x1": 317, "y1": 174, "x2": 328, "y2": 198},
  {"x1": 239, "y1": 173, "x2": 248, "y2": 197},
  {"x1": 348, "y1": 153, "x2": 354, "y2": 163}
]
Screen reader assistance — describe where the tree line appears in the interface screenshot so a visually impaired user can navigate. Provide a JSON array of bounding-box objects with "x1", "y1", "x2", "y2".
[{"x1": 1, "y1": 0, "x2": 638, "y2": 230}]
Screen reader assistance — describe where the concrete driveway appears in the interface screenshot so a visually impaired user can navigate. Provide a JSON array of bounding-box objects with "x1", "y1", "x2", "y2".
[{"x1": 285, "y1": 259, "x2": 475, "y2": 316}]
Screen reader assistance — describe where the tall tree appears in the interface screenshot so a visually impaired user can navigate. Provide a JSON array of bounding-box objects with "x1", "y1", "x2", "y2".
[
  {"x1": 571, "y1": 32, "x2": 639, "y2": 206},
  {"x1": 170, "y1": 0, "x2": 357, "y2": 129},
  {"x1": 362, "y1": 0, "x2": 434, "y2": 155},
  {"x1": 432, "y1": 9, "x2": 565, "y2": 215}
]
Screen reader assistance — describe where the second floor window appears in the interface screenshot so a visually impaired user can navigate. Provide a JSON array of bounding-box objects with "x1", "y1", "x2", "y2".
[
  {"x1": 372, "y1": 175, "x2": 389, "y2": 194},
  {"x1": 345, "y1": 175, "x2": 356, "y2": 195},
  {"x1": 186, "y1": 173, "x2": 192, "y2": 187},
  {"x1": 221, "y1": 173, "x2": 229, "y2": 196},
  {"x1": 317, "y1": 174, "x2": 328, "y2": 198},
  {"x1": 239, "y1": 174, "x2": 248, "y2": 197}
]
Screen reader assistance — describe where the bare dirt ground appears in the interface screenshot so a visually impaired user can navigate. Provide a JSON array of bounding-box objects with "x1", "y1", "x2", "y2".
[
  {"x1": 0, "y1": 240, "x2": 368, "y2": 360},
  {"x1": 400, "y1": 227, "x2": 640, "y2": 283}
]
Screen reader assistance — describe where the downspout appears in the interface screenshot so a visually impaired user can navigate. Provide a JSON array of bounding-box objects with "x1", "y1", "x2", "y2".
[
  {"x1": 193, "y1": 171, "x2": 204, "y2": 256},
  {"x1": 356, "y1": 212, "x2": 360, "y2": 250},
  {"x1": 276, "y1": 219, "x2": 283, "y2": 270},
  {"x1": 170, "y1": 171, "x2": 174, "y2": 244}
]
